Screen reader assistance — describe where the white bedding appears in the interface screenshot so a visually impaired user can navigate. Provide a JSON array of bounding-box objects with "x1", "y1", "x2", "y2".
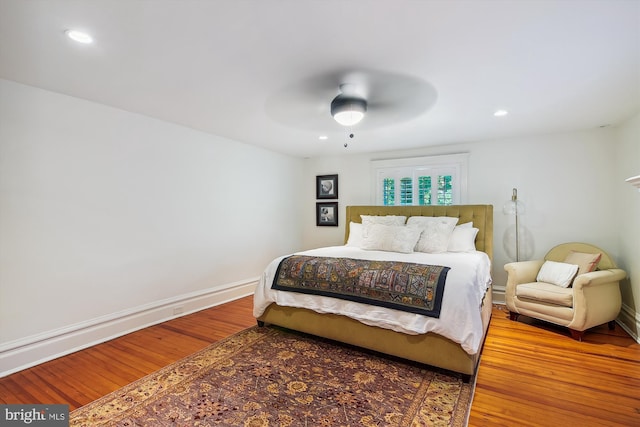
[{"x1": 253, "y1": 246, "x2": 492, "y2": 355}]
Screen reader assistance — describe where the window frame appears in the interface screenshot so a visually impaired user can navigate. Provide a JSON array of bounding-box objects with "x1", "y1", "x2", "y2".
[{"x1": 371, "y1": 153, "x2": 469, "y2": 206}]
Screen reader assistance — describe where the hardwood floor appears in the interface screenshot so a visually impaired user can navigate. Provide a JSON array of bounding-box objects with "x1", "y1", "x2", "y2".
[
  {"x1": 1, "y1": 296, "x2": 639, "y2": 426},
  {"x1": 471, "y1": 305, "x2": 640, "y2": 426},
  {"x1": 0, "y1": 296, "x2": 256, "y2": 411}
]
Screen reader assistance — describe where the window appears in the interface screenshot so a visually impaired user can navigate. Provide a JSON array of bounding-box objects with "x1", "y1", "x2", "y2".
[
  {"x1": 418, "y1": 176, "x2": 431, "y2": 205},
  {"x1": 383, "y1": 178, "x2": 395, "y2": 205},
  {"x1": 400, "y1": 177, "x2": 413, "y2": 205},
  {"x1": 373, "y1": 154, "x2": 468, "y2": 206}
]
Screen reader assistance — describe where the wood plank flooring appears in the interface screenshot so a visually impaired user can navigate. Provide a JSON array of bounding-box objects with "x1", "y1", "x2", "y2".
[
  {"x1": 1, "y1": 296, "x2": 639, "y2": 426},
  {"x1": 0, "y1": 296, "x2": 256, "y2": 411},
  {"x1": 471, "y1": 305, "x2": 640, "y2": 426}
]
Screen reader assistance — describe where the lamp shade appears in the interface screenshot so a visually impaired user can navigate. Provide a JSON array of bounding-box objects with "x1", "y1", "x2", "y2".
[
  {"x1": 502, "y1": 199, "x2": 525, "y2": 215},
  {"x1": 330, "y1": 96, "x2": 367, "y2": 126},
  {"x1": 502, "y1": 188, "x2": 525, "y2": 215}
]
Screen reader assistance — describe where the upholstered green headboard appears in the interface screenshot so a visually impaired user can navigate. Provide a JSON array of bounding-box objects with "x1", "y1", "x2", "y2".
[{"x1": 344, "y1": 205, "x2": 494, "y2": 261}]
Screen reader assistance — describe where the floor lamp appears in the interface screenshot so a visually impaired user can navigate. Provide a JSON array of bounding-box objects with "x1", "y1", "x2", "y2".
[{"x1": 503, "y1": 188, "x2": 525, "y2": 261}]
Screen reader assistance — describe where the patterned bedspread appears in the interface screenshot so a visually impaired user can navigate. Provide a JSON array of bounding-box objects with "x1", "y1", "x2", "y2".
[{"x1": 271, "y1": 255, "x2": 450, "y2": 318}]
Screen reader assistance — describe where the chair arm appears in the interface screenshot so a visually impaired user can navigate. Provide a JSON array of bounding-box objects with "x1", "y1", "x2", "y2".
[
  {"x1": 569, "y1": 268, "x2": 626, "y2": 331},
  {"x1": 572, "y1": 268, "x2": 627, "y2": 290},
  {"x1": 504, "y1": 260, "x2": 545, "y2": 285}
]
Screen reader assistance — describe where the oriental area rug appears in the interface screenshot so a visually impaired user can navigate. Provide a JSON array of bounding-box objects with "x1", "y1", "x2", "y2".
[{"x1": 70, "y1": 326, "x2": 474, "y2": 426}]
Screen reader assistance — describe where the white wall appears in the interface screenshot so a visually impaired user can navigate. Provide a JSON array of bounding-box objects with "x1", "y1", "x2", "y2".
[
  {"x1": 0, "y1": 79, "x2": 304, "y2": 374},
  {"x1": 301, "y1": 128, "x2": 622, "y2": 301},
  {"x1": 615, "y1": 112, "x2": 640, "y2": 337}
]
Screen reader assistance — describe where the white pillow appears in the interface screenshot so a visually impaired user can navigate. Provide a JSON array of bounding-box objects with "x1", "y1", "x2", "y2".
[
  {"x1": 406, "y1": 216, "x2": 459, "y2": 253},
  {"x1": 346, "y1": 222, "x2": 364, "y2": 247},
  {"x1": 360, "y1": 215, "x2": 407, "y2": 226},
  {"x1": 447, "y1": 226, "x2": 479, "y2": 252},
  {"x1": 361, "y1": 224, "x2": 422, "y2": 253},
  {"x1": 536, "y1": 260, "x2": 579, "y2": 288}
]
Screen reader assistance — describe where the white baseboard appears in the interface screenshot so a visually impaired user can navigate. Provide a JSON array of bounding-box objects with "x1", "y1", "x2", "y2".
[
  {"x1": 491, "y1": 285, "x2": 506, "y2": 305},
  {"x1": 0, "y1": 278, "x2": 259, "y2": 378},
  {"x1": 617, "y1": 302, "x2": 640, "y2": 343}
]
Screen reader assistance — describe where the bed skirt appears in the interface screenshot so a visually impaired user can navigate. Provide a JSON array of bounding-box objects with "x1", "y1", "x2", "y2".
[{"x1": 257, "y1": 286, "x2": 492, "y2": 378}]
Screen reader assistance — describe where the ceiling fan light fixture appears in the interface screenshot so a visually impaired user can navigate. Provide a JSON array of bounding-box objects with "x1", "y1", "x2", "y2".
[{"x1": 331, "y1": 96, "x2": 367, "y2": 126}]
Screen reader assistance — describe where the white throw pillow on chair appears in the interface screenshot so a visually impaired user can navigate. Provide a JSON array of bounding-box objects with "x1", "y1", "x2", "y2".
[{"x1": 536, "y1": 260, "x2": 579, "y2": 288}]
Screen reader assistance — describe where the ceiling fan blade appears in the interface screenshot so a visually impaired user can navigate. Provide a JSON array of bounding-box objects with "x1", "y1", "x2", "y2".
[{"x1": 265, "y1": 69, "x2": 437, "y2": 130}]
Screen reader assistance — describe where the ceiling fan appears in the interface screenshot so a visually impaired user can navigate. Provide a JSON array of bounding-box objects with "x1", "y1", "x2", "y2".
[{"x1": 265, "y1": 69, "x2": 438, "y2": 132}]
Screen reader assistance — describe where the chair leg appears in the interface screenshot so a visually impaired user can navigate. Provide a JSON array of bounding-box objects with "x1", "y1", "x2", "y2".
[
  {"x1": 569, "y1": 329, "x2": 584, "y2": 341},
  {"x1": 509, "y1": 311, "x2": 519, "y2": 321},
  {"x1": 608, "y1": 320, "x2": 616, "y2": 330}
]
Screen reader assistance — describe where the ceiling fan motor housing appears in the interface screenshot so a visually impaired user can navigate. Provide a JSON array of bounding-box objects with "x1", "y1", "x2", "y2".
[{"x1": 330, "y1": 96, "x2": 367, "y2": 126}]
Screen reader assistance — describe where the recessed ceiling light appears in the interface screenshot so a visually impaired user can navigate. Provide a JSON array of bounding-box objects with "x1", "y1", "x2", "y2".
[
  {"x1": 318, "y1": 135, "x2": 328, "y2": 140},
  {"x1": 65, "y1": 29, "x2": 93, "y2": 44},
  {"x1": 494, "y1": 109, "x2": 509, "y2": 117}
]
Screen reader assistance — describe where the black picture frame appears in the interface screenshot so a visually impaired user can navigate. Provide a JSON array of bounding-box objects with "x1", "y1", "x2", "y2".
[
  {"x1": 316, "y1": 202, "x2": 338, "y2": 226},
  {"x1": 316, "y1": 174, "x2": 338, "y2": 199}
]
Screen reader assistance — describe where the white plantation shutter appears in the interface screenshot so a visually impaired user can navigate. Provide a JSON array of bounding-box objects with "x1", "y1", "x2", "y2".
[{"x1": 373, "y1": 154, "x2": 468, "y2": 206}]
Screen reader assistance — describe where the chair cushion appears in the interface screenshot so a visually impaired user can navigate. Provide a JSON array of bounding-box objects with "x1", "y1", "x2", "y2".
[{"x1": 516, "y1": 282, "x2": 574, "y2": 308}]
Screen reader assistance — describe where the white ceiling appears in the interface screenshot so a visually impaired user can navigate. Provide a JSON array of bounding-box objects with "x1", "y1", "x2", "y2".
[{"x1": 1, "y1": 0, "x2": 638, "y2": 158}]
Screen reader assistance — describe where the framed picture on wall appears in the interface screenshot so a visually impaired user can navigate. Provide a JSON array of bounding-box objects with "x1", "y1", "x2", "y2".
[
  {"x1": 316, "y1": 202, "x2": 338, "y2": 226},
  {"x1": 316, "y1": 174, "x2": 338, "y2": 199}
]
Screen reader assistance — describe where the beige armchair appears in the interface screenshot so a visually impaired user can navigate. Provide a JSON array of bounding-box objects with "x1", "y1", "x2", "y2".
[{"x1": 505, "y1": 243, "x2": 626, "y2": 341}]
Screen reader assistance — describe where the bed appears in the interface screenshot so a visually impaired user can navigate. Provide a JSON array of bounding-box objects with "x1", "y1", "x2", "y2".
[{"x1": 254, "y1": 205, "x2": 494, "y2": 377}]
